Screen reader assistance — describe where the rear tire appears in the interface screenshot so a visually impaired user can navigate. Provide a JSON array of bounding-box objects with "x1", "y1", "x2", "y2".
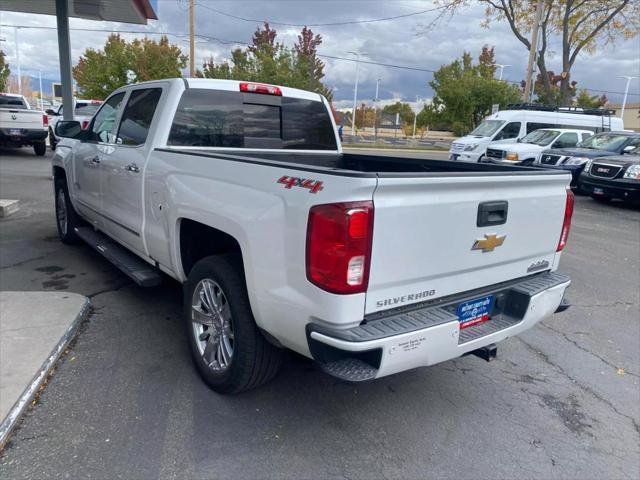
[
  {"x1": 183, "y1": 255, "x2": 282, "y2": 394},
  {"x1": 34, "y1": 141, "x2": 46, "y2": 156},
  {"x1": 54, "y1": 178, "x2": 82, "y2": 244}
]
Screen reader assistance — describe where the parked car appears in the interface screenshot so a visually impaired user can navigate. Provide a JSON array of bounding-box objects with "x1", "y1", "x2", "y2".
[
  {"x1": 52, "y1": 78, "x2": 573, "y2": 394},
  {"x1": 484, "y1": 128, "x2": 592, "y2": 166},
  {"x1": 577, "y1": 147, "x2": 640, "y2": 204},
  {"x1": 449, "y1": 104, "x2": 624, "y2": 162},
  {"x1": 0, "y1": 92, "x2": 48, "y2": 155},
  {"x1": 47, "y1": 99, "x2": 103, "y2": 150},
  {"x1": 534, "y1": 131, "x2": 640, "y2": 187}
]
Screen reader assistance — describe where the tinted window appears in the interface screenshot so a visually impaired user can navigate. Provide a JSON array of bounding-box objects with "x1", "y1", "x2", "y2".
[
  {"x1": 282, "y1": 97, "x2": 337, "y2": 150},
  {"x1": 0, "y1": 96, "x2": 28, "y2": 109},
  {"x1": 90, "y1": 93, "x2": 125, "y2": 143},
  {"x1": 244, "y1": 103, "x2": 281, "y2": 148},
  {"x1": 169, "y1": 90, "x2": 243, "y2": 147},
  {"x1": 553, "y1": 132, "x2": 578, "y2": 148},
  {"x1": 526, "y1": 122, "x2": 554, "y2": 133},
  {"x1": 117, "y1": 88, "x2": 162, "y2": 146},
  {"x1": 495, "y1": 122, "x2": 521, "y2": 140},
  {"x1": 168, "y1": 89, "x2": 337, "y2": 150}
]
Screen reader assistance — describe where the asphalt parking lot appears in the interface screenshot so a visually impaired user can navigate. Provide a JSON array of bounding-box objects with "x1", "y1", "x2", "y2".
[{"x1": 0, "y1": 148, "x2": 638, "y2": 479}]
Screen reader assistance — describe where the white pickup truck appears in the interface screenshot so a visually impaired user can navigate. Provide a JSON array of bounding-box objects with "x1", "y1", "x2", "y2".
[
  {"x1": 0, "y1": 93, "x2": 48, "y2": 155},
  {"x1": 52, "y1": 79, "x2": 574, "y2": 393}
]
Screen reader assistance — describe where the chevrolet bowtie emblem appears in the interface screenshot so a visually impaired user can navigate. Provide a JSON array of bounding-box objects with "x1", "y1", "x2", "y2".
[{"x1": 472, "y1": 234, "x2": 506, "y2": 252}]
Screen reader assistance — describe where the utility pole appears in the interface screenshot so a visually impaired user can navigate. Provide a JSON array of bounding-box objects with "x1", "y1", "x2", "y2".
[
  {"x1": 522, "y1": 0, "x2": 544, "y2": 103},
  {"x1": 619, "y1": 76, "x2": 638, "y2": 118},
  {"x1": 373, "y1": 78, "x2": 381, "y2": 141},
  {"x1": 189, "y1": 0, "x2": 196, "y2": 77},
  {"x1": 349, "y1": 51, "x2": 366, "y2": 136}
]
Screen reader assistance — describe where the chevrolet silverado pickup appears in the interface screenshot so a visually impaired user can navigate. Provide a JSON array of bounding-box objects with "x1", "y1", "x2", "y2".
[
  {"x1": 52, "y1": 79, "x2": 574, "y2": 393},
  {"x1": 0, "y1": 93, "x2": 48, "y2": 155}
]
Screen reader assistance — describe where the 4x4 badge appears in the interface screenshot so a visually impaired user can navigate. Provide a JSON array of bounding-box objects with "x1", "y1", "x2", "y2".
[
  {"x1": 277, "y1": 175, "x2": 324, "y2": 194},
  {"x1": 472, "y1": 234, "x2": 506, "y2": 253}
]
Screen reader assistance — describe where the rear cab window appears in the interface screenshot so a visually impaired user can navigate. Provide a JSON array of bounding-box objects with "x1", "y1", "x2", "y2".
[
  {"x1": 167, "y1": 89, "x2": 337, "y2": 150},
  {"x1": 0, "y1": 95, "x2": 29, "y2": 109}
]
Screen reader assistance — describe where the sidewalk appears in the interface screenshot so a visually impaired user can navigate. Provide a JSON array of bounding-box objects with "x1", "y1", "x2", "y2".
[{"x1": 0, "y1": 291, "x2": 90, "y2": 449}]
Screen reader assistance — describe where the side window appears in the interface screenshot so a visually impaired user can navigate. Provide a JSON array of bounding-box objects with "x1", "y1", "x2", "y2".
[
  {"x1": 581, "y1": 132, "x2": 592, "y2": 141},
  {"x1": 117, "y1": 88, "x2": 162, "y2": 146},
  {"x1": 628, "y1": 137, "x2": 640, "y2": 148},
  {"x1": 553, "y1": 132, "x2": 578, "y2": 148},
  {"x1": 526, "y1": 122, "x2": 554, "y2": 134},
  {"x1": 495, "y1": 122, "x2": 521, "y2": 140},
  {"x1": 90, "y1": 93, "x2": 125, "y2": 143}
]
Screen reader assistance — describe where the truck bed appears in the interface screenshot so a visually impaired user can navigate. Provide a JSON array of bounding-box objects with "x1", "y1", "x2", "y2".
[{"x1": 158, "y1": 149, "x2": 567, "y2": 177}]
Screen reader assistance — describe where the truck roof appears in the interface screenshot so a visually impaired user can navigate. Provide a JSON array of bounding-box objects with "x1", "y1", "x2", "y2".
[{"x1": 120, "y1": 78, "x2": 324, "y2": 102}]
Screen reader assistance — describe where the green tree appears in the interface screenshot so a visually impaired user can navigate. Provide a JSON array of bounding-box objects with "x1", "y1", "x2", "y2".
[
  {"x1": 429, "y1": 49, "x2": 521, "y2": 134},
  {"x1": 73, "y1": 34, "x2": 187, "y2": 99},
  {"x1": 200, "y1": 23, "x2": 332, "y2": 99},
  {"x1": 0, "y1": 50, "x2": 10, "y2": 92},
  {"x1": 431, "y1": 1, "x2": 638, "y2": 105},
  {"x1": 382, "y1": 102, "x2": 415, "y2": 125},
  {"x1": 575, "y1": 89, "x2": 608, "y2": 108}
]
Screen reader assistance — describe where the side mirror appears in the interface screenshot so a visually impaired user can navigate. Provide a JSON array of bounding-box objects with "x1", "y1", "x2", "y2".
[
  {"x1": 45, "y1": 109, "x2": 56, "y2": 115},
  {"x1": 55, "y1": 120, "x2": 83, "y2": 139},
  {"x1": 623, "y1": 145, "x2": 636, "y2": 153}
]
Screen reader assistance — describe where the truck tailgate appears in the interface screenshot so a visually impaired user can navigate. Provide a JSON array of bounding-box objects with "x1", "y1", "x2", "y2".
[
  {"x1": 0, "y1": 109, "x2": 44, "y2": 129},
  {"x1": 366, "y1": 173, "x2": 569, "y2": 314}
]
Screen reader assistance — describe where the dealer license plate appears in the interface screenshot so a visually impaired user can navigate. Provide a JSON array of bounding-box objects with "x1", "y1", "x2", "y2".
[
  {"x1": 9, "y1": 129, "x2": 21, "y2": 136},
  {"x1": 593, "y1": 187, "x2": 604, "y2": 195},
  {"x1": 456, "y1": 295, "x2": 494, "y2": 330}
]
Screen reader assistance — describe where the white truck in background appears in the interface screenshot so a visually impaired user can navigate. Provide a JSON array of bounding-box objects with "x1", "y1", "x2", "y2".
[
  {"x1": 485, "y1": 128, "x2": 593, "y2": 166},
  {"x1": 46, "y1": 99, "x2": 103, "y2": 150},
  {"x1": 52, "y1": 79, "x2": 574, "y2": 393},
  {"x1": 0, "y1": 93, "x2": 48, "y2": 155}
]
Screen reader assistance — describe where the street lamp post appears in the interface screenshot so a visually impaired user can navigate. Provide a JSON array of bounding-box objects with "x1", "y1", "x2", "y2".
[
  {"x1": 619, "y1": 76, "x2": 638, "y2": 119},
  {"x1": 412, "y1": 96, "x2": 421, "y2": 139},
  {"x1": 349, "y1": 51, "x2": 366, "y2": 136},
  {"x1": 373, "y1": 78, "x2": 381, "y2": 141},
  {"x1": 14, "y1": 27, "x2": 22, "y2": 95},
  {"x1": 495, "y1": 63, "x2": 511, "y2": 81}
]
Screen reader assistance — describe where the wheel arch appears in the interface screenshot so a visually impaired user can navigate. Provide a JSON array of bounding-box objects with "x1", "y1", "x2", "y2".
[{"x1": 178, "y1": 218, "x2": 246, "y2": 280}]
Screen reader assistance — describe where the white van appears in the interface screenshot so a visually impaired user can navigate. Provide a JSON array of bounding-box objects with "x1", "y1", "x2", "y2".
[{"x1": 449, "y1": 105, "x2": 624, "y2": 162}]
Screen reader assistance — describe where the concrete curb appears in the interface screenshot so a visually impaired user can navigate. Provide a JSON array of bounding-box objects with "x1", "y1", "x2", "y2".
[{"x1": 0, "y1": 297, "x2": 91, "y2": 451}]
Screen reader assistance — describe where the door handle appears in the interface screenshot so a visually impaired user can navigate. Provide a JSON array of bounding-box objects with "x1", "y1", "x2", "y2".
[
  {"x1": 125, "y1": 163, "x2": 140, "y2": 173},
  {"x1": 90, "y1": 156, "x2": 101, "y2": 164},
  {"x1": 477, "y1": 201, "x2": 508, "y2": 227}
]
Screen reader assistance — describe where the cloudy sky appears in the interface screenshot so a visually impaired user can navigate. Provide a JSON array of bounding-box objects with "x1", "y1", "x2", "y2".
[{"x1": 1, "y1": 0, "x2": 638, "y2": 108}]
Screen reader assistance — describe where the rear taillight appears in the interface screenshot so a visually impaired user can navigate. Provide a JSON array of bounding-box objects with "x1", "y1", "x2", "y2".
[
  {"x1": 557, "y1": 188, "x2": 574, "y2": 252},
  {"x1": 42, "y1": 114, "x2": 48, "y2": 127},
  {"x1": 306, "y1": 201, "x2": 374, "y2": 294},
  {"x1": 81, "y1": 120, "x2": 89, "y2": 129},
  {"x1": 240, "y1": 82, "x2": 282, "y2": 96}
]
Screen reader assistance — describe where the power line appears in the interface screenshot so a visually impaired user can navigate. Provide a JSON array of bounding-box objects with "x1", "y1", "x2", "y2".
[
  {"x1": 195, "y1": 3, "x2": 447, "y2": 27},
  {"x1": 1, "y1": 23, "x2": 638, "y2": 97}
]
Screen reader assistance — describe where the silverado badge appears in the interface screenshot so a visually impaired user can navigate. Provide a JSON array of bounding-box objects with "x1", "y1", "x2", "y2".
[{"x1": 472, "y1": 234, "x2": 506, "y2": 253}]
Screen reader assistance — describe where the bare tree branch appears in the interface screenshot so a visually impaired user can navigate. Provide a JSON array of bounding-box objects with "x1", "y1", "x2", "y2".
[{"x1": 569, "y1": 0, "x2": 630, "y2": 67}]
